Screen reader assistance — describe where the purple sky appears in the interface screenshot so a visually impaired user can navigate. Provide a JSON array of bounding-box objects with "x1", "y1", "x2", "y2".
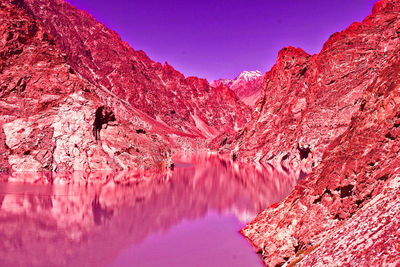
[{"x1": 66, "y1": 0, "x2": 378, "y2": 81}]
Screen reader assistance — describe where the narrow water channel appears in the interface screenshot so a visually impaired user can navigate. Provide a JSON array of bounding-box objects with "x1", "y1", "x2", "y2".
[{"x1": 0, "y1": 154, "x2": 299, "y2": 266}]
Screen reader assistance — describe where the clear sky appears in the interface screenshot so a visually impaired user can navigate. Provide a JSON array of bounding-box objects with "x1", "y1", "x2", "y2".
[{"x1": 66, "y1": 0, "x2": 378, "y2": 81}]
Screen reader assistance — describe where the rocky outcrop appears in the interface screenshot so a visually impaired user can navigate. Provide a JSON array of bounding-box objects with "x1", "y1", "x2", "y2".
[
  {"x1": 241, "y1": 1, "x2": 400, "y2": 265},
  {"x1": 18, "y1": 0, "x2": 250, "y2": 139},
  {"x1": 222, "y1": 0, "x2": 400, "y2": 173},
  {"x1": 211, "y1": 70, "x2": 263, "y2": 107},
  {"x1": 0, "y1": 2, "x2": 172, "y2": 176}
]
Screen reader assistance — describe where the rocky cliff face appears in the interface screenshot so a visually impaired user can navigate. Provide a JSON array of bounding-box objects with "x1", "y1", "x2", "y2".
[
  {"x1": 18, "y1": 0, "x2": 250, "y2": 139},
  {"x1": 0, "y1": 1, "x2": 175, "y2": 177},
  {"x1": 240, "y1": 1, "x2": 400, "y2": 265},
  {"x1": 211, "y1": 70, "x2": 263, "y2": 107},
  {"x1": 221, "y1": 0, "x2": 400, "y2": 173},
  {"x1": 243, "y1": 49, "x2": 400, "y2": 267}
]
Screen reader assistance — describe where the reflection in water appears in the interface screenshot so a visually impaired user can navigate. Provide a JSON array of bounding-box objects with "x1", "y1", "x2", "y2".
[{"x1": 0, "y1": 154, "x2": 299, "y2": 267}]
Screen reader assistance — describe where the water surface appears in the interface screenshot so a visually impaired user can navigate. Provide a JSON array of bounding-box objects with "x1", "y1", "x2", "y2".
[{"x1": 0, "y1": 154, "x2": 298, "y2": 266}]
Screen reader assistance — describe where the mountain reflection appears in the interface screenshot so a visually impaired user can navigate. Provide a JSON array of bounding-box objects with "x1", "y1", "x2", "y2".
[{"x1": 0, "y1": 154, "x2": 299, "y2": 266}]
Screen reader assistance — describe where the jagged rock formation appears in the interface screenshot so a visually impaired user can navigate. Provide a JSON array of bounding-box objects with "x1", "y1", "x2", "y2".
[
  {"x1": 211, "y1": 70, "x2": 263, "y2": 107},
  {"x1": 0, "y1": 0, "x2": 251, "y2": 177},
  {"x1": 240, "y1": 1, "x2": 400, "y2": 265},
  {"x1": 220, "y1": 0, "x2": 400, "y2": 173},
  {"x1": 18, "y1": 0, "x2": 250, "y2": 139}
]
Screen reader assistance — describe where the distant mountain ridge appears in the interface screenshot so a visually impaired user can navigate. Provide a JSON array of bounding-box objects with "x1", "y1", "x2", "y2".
[{"x1": 211, "y1": 70, "x2": 263, "y2": 107}]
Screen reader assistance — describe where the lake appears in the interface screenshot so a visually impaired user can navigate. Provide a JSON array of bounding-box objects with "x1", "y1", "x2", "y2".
[{"x1": 0, "y1": 154, "x2": 299, "y2": 267}]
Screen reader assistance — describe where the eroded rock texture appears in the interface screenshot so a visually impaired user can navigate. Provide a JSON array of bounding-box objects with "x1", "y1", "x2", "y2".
[
  {"x1": 0, "y1": 2, "x2": 173, "y2": 176},
  {"x1": 222, "y1": 0, "x2": 400, "y2": 173},
  {"x1": 241, "y1": 1, "x2": 400, "y2": 265}
]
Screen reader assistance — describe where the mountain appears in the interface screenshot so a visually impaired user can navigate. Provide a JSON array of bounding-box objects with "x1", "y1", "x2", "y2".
[
  {"x1": 217, "y1": 1, "x2": 400, "y2": 173},
  {"x1": 0, "y1": 0, "x2": 250, "y2": 177},
  {"x1": 2, "y1": 0, "x2": 400, "y2": 264},
  {"x1": 0, "y1": 1, "x2": 175, "y2": 175},
  {"x1": 211, "y1": 70, "x2": 263, "y2": 107},
  {"x1": 243, "y1": 50, "x2": 400, "y2": 266},
  {"x1": 18, "y1": 0, "x2": 251, "y2": 139},
  {"x1": 237, "y1": 0, "x2": 400, "y2": 265}
]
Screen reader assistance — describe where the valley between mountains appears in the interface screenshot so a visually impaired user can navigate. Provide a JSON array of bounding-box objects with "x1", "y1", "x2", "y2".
[{"x1": 1, "y1": 0, "x2": 400, "y2": 266}]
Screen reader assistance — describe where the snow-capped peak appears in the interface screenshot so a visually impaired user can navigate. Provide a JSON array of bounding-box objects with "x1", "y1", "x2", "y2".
[
  {"x1": 210, "y1": 70, "x2": 263, "y2": 107},
  {"x1": 237, "y1": 70, "x2": 263, "y2": 81}
]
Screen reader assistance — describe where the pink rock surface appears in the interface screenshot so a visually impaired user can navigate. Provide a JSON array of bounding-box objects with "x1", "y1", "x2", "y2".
[
  {"x1": 211, "y1": 70, "x2": 264, "y2": 107},
  {"x1": 241, "y1": 1, "x2": 400, "y2": 265}
]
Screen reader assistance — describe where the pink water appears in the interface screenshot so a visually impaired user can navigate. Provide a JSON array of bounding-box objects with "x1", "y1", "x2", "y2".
[{"x1": 0, "y1": 154, "x2": 299, "y2": 267}]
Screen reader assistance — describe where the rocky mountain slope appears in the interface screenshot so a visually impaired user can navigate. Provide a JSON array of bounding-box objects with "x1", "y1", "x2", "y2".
[
  {"x1": 211, "y1": 70, "x2": 263, "y2": 107},
  {"x1": 239, "y1": 0, "x2": 400, "y2": 265},
  {"x1": 0, "y1": 0, "x2": 251, "y2": 178},
  {"x1": 0, "y1": 1, "x2": 177, "y2": 177},
  {"x1": 18, "y1": 0, "x2": 250, "y2": 139},
  {"x1": 243, "y1": 46, "x2": 400, "y2": 266},
  {"x1": 217, "y1": 0, "x2": 400, "y2": 173}
]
